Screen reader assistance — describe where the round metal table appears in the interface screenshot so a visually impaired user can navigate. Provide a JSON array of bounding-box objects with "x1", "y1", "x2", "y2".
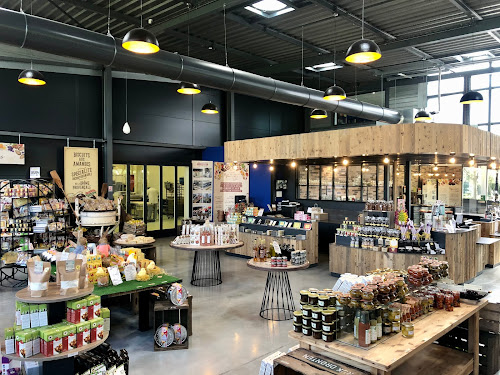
[
  {"x1": 170, "y1": 242, "x2": 244, "y2": 287},
  {"x1": 247, "y1": 259, "x2": 309, "y2": 321}
]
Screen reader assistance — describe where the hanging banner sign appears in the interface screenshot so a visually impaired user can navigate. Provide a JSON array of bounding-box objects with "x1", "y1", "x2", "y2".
[
  {"x1": 64, "y1": 147, "x2": 99, "y2": 200},
  {"x1": 0, "y1": 143, "x2": 25, "y2": 165}
]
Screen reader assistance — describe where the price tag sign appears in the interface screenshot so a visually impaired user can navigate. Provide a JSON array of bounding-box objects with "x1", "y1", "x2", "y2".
[
  {"x1": 34, "y1": 260, "x2": 43, "y2": 274},
  {"x1": 273, "y1": 241, "x2": 281, "y2": 255},
  {"x1": 66, "y1": 260, "x2": 75, "y2": 272},
  {"x1": 30, "y1": 167, "x2": 41, "y2": 179}
]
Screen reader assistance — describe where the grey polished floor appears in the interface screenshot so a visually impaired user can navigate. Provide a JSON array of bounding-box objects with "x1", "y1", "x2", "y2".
[{"x1": 3, "y1": 239, "x2": 500, "y2": 374}]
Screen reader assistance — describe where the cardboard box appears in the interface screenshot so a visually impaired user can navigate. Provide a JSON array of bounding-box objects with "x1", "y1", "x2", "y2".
[
  {"x1": 38, "y1": 304, "x2": 48, "y2": 327},
  {"x1": 16, "y1": 330, "x2": 32, "y2": 358},
  {"x1": 4, "y1": 327, "x2": 14, "y2": 355},
  {"x1": 101, "y1": 308, "x2": 110, "y2": 332},
  {"x1": 89, "y1": 318, "x2": 104, "y2": 342},
  {"x1": 66, "y1": 299, "x2": 88, "y2": 323},
  {"x1": 66, "y1": 325, "x2": 77, "y2": 350},
  {"x1": 28, "y1": 329, "x2": 40, "y2": 355},
  {"x1": 86, "y1": 295, "x2": 101, "y2": 320},
  {"x1": 29, "y1": 305, "x2": 39, "y2": 328},
  {"x1": 75, "y1": 321, "x2": 91, "y2": 347},
  {"x1": 20, "y1": 304, "x2": 30, "y2": 330}
]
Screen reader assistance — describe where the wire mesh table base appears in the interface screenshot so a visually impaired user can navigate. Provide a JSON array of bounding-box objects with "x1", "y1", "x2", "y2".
[
  {"x1": 191, "y1": 250, "x2": 222, "y2": 287},
  {"x1": 260, "y1": 271, "x2": 295, "y2": 321}
]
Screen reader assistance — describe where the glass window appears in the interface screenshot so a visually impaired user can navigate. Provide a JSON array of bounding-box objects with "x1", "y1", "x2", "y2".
[
  {"x1": 321, "y1": 166, "x2": 333, "y2": 200},
  {"x1": 492, "y1": 61, "x2": 500, "y2": 68},
  {"x1": 492, "y1": 72, "x2": 500, "y2": 87},
  {"x1": 470, "y1": 90, "x2": 489, "y2": 126},
  {"x1": 177, "y1": 166, "x2": 190, "y2": 226},
  {"x1": 479, "y1": 125, "x2": 489, "y2": 132},
  {"x1": 362, "y1": 164, "x2": 377, "y2": 201},
  {"x1": 112, "y1": 164, "x2": 127, "y2": 209},
  {"x1": 427, "y1": 77, "x2": 464, "y2": 96},
  {"x1": 348, "y1": 166, "x2": 362, "y2": 202},
  {"x1": 471, "y1": 73, "x2": 490, "y2": 90},
  {"x1": 377, "y1": 165, "x2": 385, "y2": 199},
  {"x1": 308, "y1": 165, "x2": 320, "y2": 199},
  {"x1": 463, "y1": 166, "x2": 487, "y2": 200},
  {"x1": 427, "y1": 94, "x2": 464, "y2": 124},
  {"x1": 491, "y1": 89, "x2": 500, "y2": 123},
  {"x1": 129, "y1": 165, "x2": 144, "y2": 221},
  {"x1": 162, "y1": 166, "x2": 175, "y2": 230},
  {"x1": 297, "y1": 165, "x2": 308, "y2": 199},
  {"x1": 487, "y1": 169, "x2": 498, "y2": 201},
  {"x1": 147, "y1": 166, "x2": 161, "y2": 231},
  {"x1": 334, "y1": 166, "x2": 346, "y2": 201}
]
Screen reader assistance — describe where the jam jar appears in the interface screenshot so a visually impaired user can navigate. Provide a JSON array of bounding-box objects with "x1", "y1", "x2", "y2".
[
  {"x1": 311, "y1": 307, "x2": 322, "y2": 320},
  {"x1": 302, "y1": 305, "x2": 313, "y2": 317},
  {"x1": 318, "y1": 295, "x2": 330, "y2": 308},
  {"x1": 311, "y1": 319, "x2": 322, "y2": 330},
  {"x1": 361, "y1": 299, "x2": 375, "y2": 311},
  {"x1": 312, "y1": 329, "x2": 322, "y2": 339},
  {"x1": 361, "y1": 287, "x2": 375, "y2": 301},
  {"x1": 445, "y1": 294, "x2": 454, "y2": 311},
  {"x1": 308, "y1": 293, "x2": 319, "y2": 306},
  {"x1": 328, "y1": 294, "x2": 337, "y2": 306},
  {"x1": 402, "y1": 322, "x2": 414, "y2": 338},
  {"x1": 339, "y1": 293, "x2": 351, "y2": 306},
  {"x1": 389, "y1": 307, "x2": 401, "y2": 322},
  {"x1": 293, "y1": 323, "x2": 302, "y2": 333},
  {"x1": 300, "y1": 290, "x2": 309, "y2": 303},
  {"x1": 322, "y1": 332, "x2": 335, "y2": 342},
  {"x1": 293, "y1": 311, "x2": 303, "y2": 324},
  {"x1": 348, "y1": 299, "x2": 361, "y2": 309},
  {"x1": 302, "y1": 316, "x2": 311, "y2": 328},
  {"x1": 392, "y1": 321, "x2": 401, "y2": 333},
  {"x1": 322, "y1": 310, "x2": 335, "y2": 323},
  {"x1": 378, "y1": 282, "x2": 390, "y2": 294},
  {"x1": 453, "y1": 291, "x2": 460, "y2": 307},
  {"x1": 350, "y1": 285, "x2": 363, "y2": 299},
  {"x1": 394, "y1": 277, "x2": 405, "y2": 287},
  {"x1": 435, "y1": 293, "x2": 445, "y2": 309},
  {"x1": 322, "y1": 322, "x2": 336, "y2": 333},
  {"x1": 302, "y1": 326, "x2": 312, "y2": 336}
]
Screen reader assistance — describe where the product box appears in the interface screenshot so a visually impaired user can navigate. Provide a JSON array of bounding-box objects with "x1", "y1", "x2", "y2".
[
  {"x1": 40, "y1": 328, "x2": 55, "y2": 357},
  {"x1": 75, "y1": 321, "x2": 91, "y2": 347},
  {"x1": 29, "y1": 305, "x2": 39, "y2": 328},
  {"x1": 4, "y1": 327, "x2": 15, "y2": 355},
  {"x1": 16, "y1": 330, "x2": 32, "y2": 358},
  {"x1": 52, "y1": 327, "x2": 63, "y2": 356},
  {"x1": 61, "y1": 326, "x2": 70, "y2": 352},
  {"x1": 20, "y1": 304, "x2": 30, "y2": 330},
  {"x1": 15, "y1": 301, "x2": 22, "y2": 326},
  {"x1": 66, "y1": 299, "x2": 88, "y2": 323},
  {"x1": 38, "y1": 304, "x2": 48, "y2": 327},
  {"x1": 66, "y1": 325, "x2": 77, "y2": 351},
  {"x1": 86, "y1": 295, "x2": 101, "y2": 320},
  {"x1": 101, "y1": 308, "x2": 110, "y2": 332},
  {"x1": 28, "y1": 329, "x2": 40, "y2": 355},
  {"x1": 89, "y1": 318, "x2": 104, "y2": 342}
]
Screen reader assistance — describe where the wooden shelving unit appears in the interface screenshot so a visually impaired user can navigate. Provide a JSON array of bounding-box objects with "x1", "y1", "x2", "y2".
[{"x1": 15, "y1": 283, "x2": 94, "y2": 303}]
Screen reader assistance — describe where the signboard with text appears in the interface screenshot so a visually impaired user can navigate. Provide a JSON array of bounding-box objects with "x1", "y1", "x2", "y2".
[
  {"x1": 0, "y1": 143, "x2": 25, "y2": 165},
  {"x1": 64, "y1": 147, "x2": 98, "y2": 200},
  {"x1": 213, "y1": 162, "x2": 249, "y2": 222}
]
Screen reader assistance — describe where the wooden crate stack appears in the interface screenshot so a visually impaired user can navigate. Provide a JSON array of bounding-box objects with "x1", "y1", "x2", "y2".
[{"x1": 153, "y1": 295, "x2": 192, "y2": 351}]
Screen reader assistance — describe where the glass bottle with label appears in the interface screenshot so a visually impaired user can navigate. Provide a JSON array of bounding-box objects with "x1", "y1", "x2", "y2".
[
  {"x1": 358, "y1": 311, "x2": 370, "y2": 347},
  {"x1": 253, "y1": 239, "x2": 259, "y2": 261},
  {"x1": 259, "y1": 239, "x2": 266, "y2": 261},
  {"x1": 354, "y1": 309, "x2": 361, "y2": 339}
]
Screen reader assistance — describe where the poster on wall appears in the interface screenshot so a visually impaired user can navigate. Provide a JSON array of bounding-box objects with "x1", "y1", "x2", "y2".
[
  {"x1": 213, "y1": 162, "x2": 249, "y2": 222},
  {"x1": 192, "y1": 160, "x2": 213, "y2": 221},
  {"x1": 64, "y1": 147, "x2": 99, "y2": 200},
  {"x1": 0, "y1": 143, "x2": 25, "y2": 165}
]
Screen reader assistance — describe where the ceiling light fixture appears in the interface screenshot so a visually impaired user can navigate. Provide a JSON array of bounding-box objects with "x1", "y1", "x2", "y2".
[
  {"x1": 324, "y1": 19, "x2": 346, "y2": 101},
  {"x1": 383, "y1": 155, "x2": 390, "y2": 164},
  {"x1": 177, "y1": 82, "x2": 201, "y2": 95},
  {"x1": 122, "y1": 0, "x2": 159, "y2": 54},
  {"x1": 18, "y1": 69, "x2": 46, "y2": 86},
  {"x1": 468, "y1": 156, "x2": 475, "y2": 166},
  {"x1": 244, "y1": 0, "x2": 294, "y2": 18},
  {"x1": 269, "y1": 165, "x2": 274, "y2": 171},
  {"x1": 491, "y1": 160, "x2": 497, "y2": 170},
  {"x1": 345, "y1": 0, "x2": 382, "y2": 64},
  {"x1": 433, "y1": 164, "x2": 438, "y2": 171},
  {"x1": 310, "y1": 108, "x2": 328, "y2": 119},
  {"x1": 414, "y1": 110, "x2": 431, "y2": 122},
  {"x1": 291, "y1": 161, "x2": 297, "y2": 168},
  {"x1": 201, "y1": 102, "x2": 219, "y2": 114},
  {"x1": 342, "y1": 158, "x2": 349, "y2": 166},
  {"x1": 449, "y1": 152, "x2": 456, "y2": 164},
  {"x1": 460, "y1": 90, "x2": 483, "y2": 104},
  {"x1": 253, "y1": 163, "x2": 257, "y2": 169}
]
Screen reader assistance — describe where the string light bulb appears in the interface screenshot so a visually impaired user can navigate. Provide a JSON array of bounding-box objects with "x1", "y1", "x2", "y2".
[
  {"x1": 433, "y1": 164, "x2": 438, "y2": 171},
  {"x1": 342, "y1": 158, "x2": 349, "y2": 166},
  {"x1": 468, "y1": 156, "x2": 475, "y2": 166},
  {"x1": 291, "y1": 161, "x2": 297, "y2": 168},
  {"x1": 269, "y1": 165, "x2": 274, "y2": 171},
  {"x1": 449, "y1": 152, "x2": 456, "y2": 164},
  {"x1": 383, "y1": 155, "x2": 390, "y2": 164},
  {"x1": 253, "y1": 163, "x2": 257, "y2": 169}
]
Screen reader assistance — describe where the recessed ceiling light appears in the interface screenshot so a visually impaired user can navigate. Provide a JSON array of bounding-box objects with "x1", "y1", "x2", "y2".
[
  {"x1": 305, "y1": 62, "x2": 343, "y2": 72},
  {"x1": 245, "y1": 0, "x2": 294, "y2": 18}
]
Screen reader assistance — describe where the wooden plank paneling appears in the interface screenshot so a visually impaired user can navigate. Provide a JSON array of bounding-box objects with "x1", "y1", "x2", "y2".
[{"x1": 225, "y1": 123, "x2": 500, "y2": 163}]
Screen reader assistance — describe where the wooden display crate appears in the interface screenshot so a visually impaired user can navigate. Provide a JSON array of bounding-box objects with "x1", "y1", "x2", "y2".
[{"x1": 152, "y1": 295, "x2": 192, "y2": 351}]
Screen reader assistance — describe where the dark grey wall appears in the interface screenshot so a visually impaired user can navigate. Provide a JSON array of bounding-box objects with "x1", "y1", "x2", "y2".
[
  {"x1": 112, "y1": 78, "x2": 224, "y2": 147},
  {"x1": 233, "y1": 94, "x2": 305, "y2": 140}
]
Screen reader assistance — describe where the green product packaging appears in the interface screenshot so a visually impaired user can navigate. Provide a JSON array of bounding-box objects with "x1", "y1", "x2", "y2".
[
  {"x1": 15, "y1": 301, "x2": 22, "y2": 326},
  {"x1": 14, "y1": 325, "x2": 22, "y2": 332},
  {"x1": 28, "y1": 329, "x2": 40, "y2": 355},
  {"x1": 101, "y1": 308, "x2": 110, "y2": 332},
  {"x1": 29, "y1": 304, "x2": 40, "y2": 328},
  {"x1": 20, "y1": 304, "x2": 30, "y2": 329},
  {"x1": 4, "y1": 327, "x2": 15, "y2": 355},
  {"x1": 16, "y1": 330, "x2": 32, "y2": 358}
]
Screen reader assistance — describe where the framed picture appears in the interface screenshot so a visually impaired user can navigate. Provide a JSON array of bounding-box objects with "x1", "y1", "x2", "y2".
[
  {"x1": 276, "y1": 180, "x2": 288, "y2": 190},
  {"x1": 303, "y1": 223, "x2": 312, "y2": 230}
]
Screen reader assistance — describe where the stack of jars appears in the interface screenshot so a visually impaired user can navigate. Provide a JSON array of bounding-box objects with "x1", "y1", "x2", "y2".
[
  {"x1": 419, "y1": 286, "x2": 460, "y2": 312},
  {"x1": 419, "y1": 257, "x2": 449, "y2": 281},
  {"x1": 294, "y1": 289, "x2": 339, "y2": 342},
  {"x1": 407, "y1": 265, "x2": 433, "y2": 287}
]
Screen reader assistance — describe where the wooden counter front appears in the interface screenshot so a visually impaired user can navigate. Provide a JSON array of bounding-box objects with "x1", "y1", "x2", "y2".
[{"x1": 330, "y1": 225, "x2": 481, "y2": 284}]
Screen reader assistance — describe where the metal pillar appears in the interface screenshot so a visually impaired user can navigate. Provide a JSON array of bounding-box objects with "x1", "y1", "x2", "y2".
[{"x1": 103, "y1": 67, "x2": 113, "y2": 199}]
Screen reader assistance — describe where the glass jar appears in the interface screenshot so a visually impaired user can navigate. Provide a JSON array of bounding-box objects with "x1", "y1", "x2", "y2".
[
  {"x1": 293, "y1": 311, "x2": 303, "y2": 324},
  {"x1": 445, "y1": 294, "x2": 454, "y2": 312},
  {"x1": 435, "y1": 293, "x2": 445, "y2": 309},
  {"x1": 311, "y1": 307, "x2": 322, "y2": 320},
  {"x1": 293, "y1": 323, "x2": 302, "y2": 333},
  {"x1": 339, "y1": 293, "x2": 351, "y2": 306},
  {"x1": 378, "y1": 293, "x2": 390, "y2": 305},
  {"x1": 348, "y1": 299, "x2": 361, "y2": 309},
  {"x1": 322, "y1": 310, "x2": 335, "y2": 323},
  {"x1": 350, "y1": 285, "x2": 363, "y2": 299},
  {"x1": 312, "y1": 329, "x2": 322, "y2": 339},
  {"x1": 300, "y1": 290, "x2": 309, "y2": 303},
  {"x1": 360, "y1": 300, "x2": 375, "y2": 311},
  {"x1": 383, "y1": 323, "x2": 392, "y2": 335},
  {"x1": 322, "y1": 332, "x2": 335, "y2": 342},
  {"x1": 311, "y1": 319, "x2": 322, "y2": 330},
  {"x1": 453, "y1": 291, "x2": 460, "y2": 307},
  {"x1": 302, "y1": 326, "x2": 312, "y2": 336},
  {"x1": 427, "y1": 295, "x2": 434, "y2": 312},
  {"x1": 308, "y1": 293, "x2": 319, "y2": 306},
  {"x1": 302, "y1": 305, "x2": 313, "y2": 317},
  {"x1": 394, "y1": 277, "x2": 405, "y2": 287},
  {"x1": 402, "y1": 322, "x2": 414, "y2": 338},
  {"x1": 318, "y1": 295, "x2": 330, "y2": 308},
  {"x1": 302, "y1": 317, "x2": 311, "y2": 328},
  {"x1": 392, "y1": 321, "x2": 401, "y2": 333},
  {"x1": 322, "y1": 322, "x2": 336, "y2": 333},
  {"x1": 388, "y1": 307, "x2": 401, "y2": 322},
  {"x1": 361, "y1": 288, "x2": 375, "y2": 301},
  {"x1": 378, "y1": 282, "x2": 390, "y2": 294}
]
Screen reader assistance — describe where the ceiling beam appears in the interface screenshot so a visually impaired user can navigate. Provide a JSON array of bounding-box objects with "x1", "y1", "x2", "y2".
[
  {"x1": 448, "y1": 0, "x2": 482, "y2": 20},
  {"x1": 47, "y1": 0, "x2": 85, "y2": 28},
  {"x1": 252, "y1": 14, "x2": 500, "y2": 75},
  {"x1": 149, "y1": 0, "x2": 253, "y2": 34},
  {"x1": 54, "y1": 0, "x2": 140, "y2": 25},
  {"x1": 225, "y1": 13, "x2": 330, "y2": 54}
]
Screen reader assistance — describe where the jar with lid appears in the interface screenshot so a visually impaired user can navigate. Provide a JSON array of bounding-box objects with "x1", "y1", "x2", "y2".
[
  {"x1": 300, "y1": 290, "x2": 309, "y2": 303},
  {"x1": 348, "y1": 299, "x2": 361, "y2": 309},
  {"x1": 445, "y1": 294, "x2": 454, "y2": 311},
  {"x1": 339, "y1": 293, "x2": 351, "y2": 306},
  {"x1": 394, "y1": 277, "x2": 405, "y2": 287},
  {"x1": 452, "y1": 291, "x2": 460, "y2": 307},
  {"x1": 302, "y1": 305, "x2": 313, "y2": 317},
  {"x1": 308, "y1": 293, "x2": 319, "y2": 306},
  {"x1": 312, "y1": 329, "x2": 322, "y2": 339},
  {"x1": 311, "y1": 319, "x2": 322, "y2": 330},
  {"x1": 361, "y1": 287, "x2": 375, "y2": 301},
  {"x1": 378, "y1": 282, "x2": 390, "y2": 294},
  {"x1": 328, "y1": 294, "x2": 337, "y2": 306},
  {"x1": 322, "y1": 332, "x2": 335, "y2": 342},
  {"x1": 311, "y1": 307, "x2": 322, "y2": 320},
  {"x1": 435, "y1": 293, "x2": 445, "y2": 309},
  {"x1": 302, "y1": 326, "x2": 312, "y2": 336},
  {"x1": 322, "y1": 322, "x2": 336, "y2": 333},
  {"x1": 402, "y1": 322, "x2": 414, "y2": 338},
  {"x1": 361, "y1": 299, "x2": 375, "y2": 311},
  {"x1": 350, "y1": 285, "x2": 363, "y2": 299},
  {"x1": 302, "y1": 316, "x2": 311, "y2": 327},
  {"x1": 388, "y1": 307, "x2": 401, "y2": 322},
  {"x1": 392, "y1": 321, "x2": 401, "y2": 333},
  {"x1": 293, "y1": 311, "x2": 303, "y2": 324},
  {"x1": 383, "y1": 323, "x2": 392, "y2": 335},
  {"x1": 427, "y1": 295, "x2": 434, "y2": 312},
  {"x1": 322, "y1": 310, "x2": 336, "y2": 323},
  {"x1": 318, "y1": 295, "x2": 330, "y2": 308},
  {"x1": 293, "y1": 323, "x2": 302, "y2": 333}
]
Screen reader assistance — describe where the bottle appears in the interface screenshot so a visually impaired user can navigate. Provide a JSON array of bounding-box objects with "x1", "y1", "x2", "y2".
[
  {"x1": 253, "y1": 239, "x2": 259, "y2": 261},
  {"x1": 354, "y1": 310, "x2": 361, "y2": 340},
  {"x1": 259, "y1": 240, "x2": 266, "y2": 261},
  {"x1": 370, "y1": 319, "x2": 377, "y2": 343},
  {"x1": 376, "y1": 312, "x2": 383, "y2": 339},
  {"x1": 358, "y1": 311, "x2": 371, "y2": 347}
]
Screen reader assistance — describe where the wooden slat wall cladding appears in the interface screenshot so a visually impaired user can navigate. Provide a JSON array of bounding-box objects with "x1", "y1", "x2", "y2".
[{"x1": 224, "y1": 123, "x2": 500, "y2": 162}]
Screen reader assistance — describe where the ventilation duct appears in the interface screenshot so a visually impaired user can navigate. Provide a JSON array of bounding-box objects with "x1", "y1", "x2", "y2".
[{"x1": 0, "y1": 8, "x2": 402, "y2": 123}]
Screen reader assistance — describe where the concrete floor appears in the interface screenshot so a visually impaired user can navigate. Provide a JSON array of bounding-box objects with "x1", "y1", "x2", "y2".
[{"x1": 2, "y1": 238, "x2": 500, "y2": 374}]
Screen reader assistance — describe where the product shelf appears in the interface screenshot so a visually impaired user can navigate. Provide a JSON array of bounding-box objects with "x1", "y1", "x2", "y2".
[
  {"x1": 1, "y1": 332, "x2": 108, "y2": 362},
  {"x1": 15, "y1": 283, "x2": 94, "y2": 303}
]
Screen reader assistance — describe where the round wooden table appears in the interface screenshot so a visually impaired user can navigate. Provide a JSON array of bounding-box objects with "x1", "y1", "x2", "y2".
[
  {"x1": 170, "y1": 242, "x2": 244, "y2": 287},
  {"x1": 247, "y1": 259, "x2": 309, "y2": 321}
]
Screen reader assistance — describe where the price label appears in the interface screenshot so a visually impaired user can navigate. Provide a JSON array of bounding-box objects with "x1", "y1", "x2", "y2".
[
  {"x1": 66, "y1": 260, "x2": 75, "y2": 272},
  {"x1": 34, "y1": 260, "x2": 43, "y2": 274},
  {"x1": 273, "y1": 241, "x2": 281, "y2": 255}
]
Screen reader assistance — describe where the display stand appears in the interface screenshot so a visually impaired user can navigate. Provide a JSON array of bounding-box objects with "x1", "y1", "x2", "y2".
[
  {"x1": 170, "y1": 242, "x2": 243, "y2": 287},
  {"x1": 247, "y1": 259, "x2": 309, "y2": 321},
  {"x1": 16, "y1": 283, "x2": 94, "y2": 303},
  {"x1": 289, "y1": 299, "x2": 487, "y2": 375}
]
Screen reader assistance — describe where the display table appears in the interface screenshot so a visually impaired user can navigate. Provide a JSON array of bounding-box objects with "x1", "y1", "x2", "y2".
[
  {"x1": 170, "y1": 242, "x2": 244, "y2": 287},
  {"x1": 247, "y1": 259, "x2": 309, "y2": 321},
  {"x1": 290, "y1": 299, "x2": 488, "y2": 375},
  {"x1": 16, "y1": 283, "x2": 94, "y2": 303},
  {"x1": 0, "y1": 263, "x2": 27, "y2": 287}
]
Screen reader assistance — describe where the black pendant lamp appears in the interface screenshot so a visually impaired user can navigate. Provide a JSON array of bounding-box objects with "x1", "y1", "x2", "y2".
[
  {"x1": 122, "y1": 0, "x2": 159, "y2": 54},
  {"x1": 414, "y1": 110, "x2": 431, "y2": 122},
  {"x1": 18, "y1": 69, "x2": 46, "y2": 86},
  {"x1": 201, "y1": 102, "x2": 218, "y2": 114},
  {"x1": 346, "y1": 0, "x2": 382, "y2": 64},
  {"x1": 177, "y1": 82, "x2": 201, "y2": 95},
  {"x1": 460, "y1": 91, "x2": 483, "y2": 104},
  {"x1": 310, "y1": 109, "x2": 328, "y2": 119},
  {"x1": 323, "y1": 20, "x2": 346, "y2": 101}
]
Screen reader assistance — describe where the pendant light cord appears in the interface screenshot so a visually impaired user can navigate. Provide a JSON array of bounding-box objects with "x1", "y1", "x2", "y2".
[
  {"x1": 354, "y1": 67, "x2": 358, "y2": 100},
  {"x1": 301, "y1": 26, "x2": 304, "y2": 87},
  {"x1": 333, "y1": 19, "x2": 336, "y2": 85},
  {"x1": 187, "y1": 4, "x2": 191, "y2": 57},
  {"x1": 125, "y1": 70, "x2": 128, "y2": 122},
  {"x1": 20, "y1": 0, "x2": 22, "y2": 12},
  {"x1": 107, "y1": 0, "x2": 111, "y2": 36},
  {"x1": 140, "y1": 0, "x2": 143, "y2": 28},
  {"x1": 223, "y1": 3, "x2": 228, "y2": 66},
  {"x1": 361, "y1": 0, "x2": 365, "y2": 39}
]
